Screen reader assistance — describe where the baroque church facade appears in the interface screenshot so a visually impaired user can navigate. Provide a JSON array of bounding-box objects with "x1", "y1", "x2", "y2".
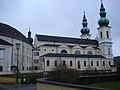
[
  {"x1": 33, "y1": 1, "x2": 115, "y2": 71},
  {"x1": 0, "y1": 0, "x2": 115, "y2": 73}
]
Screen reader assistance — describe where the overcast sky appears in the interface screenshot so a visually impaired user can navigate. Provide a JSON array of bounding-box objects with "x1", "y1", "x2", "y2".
[{"x1": 0, "y1": 0, "x2": 120, "y2": 56}]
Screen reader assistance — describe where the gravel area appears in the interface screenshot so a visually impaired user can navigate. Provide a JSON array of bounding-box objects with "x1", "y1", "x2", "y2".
[{"x1": 0, "y1": 84, "x2": 37, "y2": 90}]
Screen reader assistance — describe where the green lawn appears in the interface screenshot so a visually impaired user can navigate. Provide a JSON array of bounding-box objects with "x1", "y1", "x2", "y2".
[{"x1": 90, "y1": 81, "x2": 120, "y2": 90}]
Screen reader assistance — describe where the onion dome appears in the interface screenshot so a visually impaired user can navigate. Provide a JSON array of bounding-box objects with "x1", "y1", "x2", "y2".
[
  {"x1": 27, "y1": 27, "x2": 33, "y2": 44},
  {"x1": 98, "y1": 0, "x2": 109, "y2": 27},
  {"x1": 81, "y1": 11, "x2": 90, "y2": 35}
]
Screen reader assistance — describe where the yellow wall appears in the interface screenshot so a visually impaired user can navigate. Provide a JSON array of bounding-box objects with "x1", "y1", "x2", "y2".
[
  {"x1": 0, "y1": 77, "x2": 21, "y2": 84},
  {"x1": 37, "y1": 82, "x2": 84, "y2": 90}
]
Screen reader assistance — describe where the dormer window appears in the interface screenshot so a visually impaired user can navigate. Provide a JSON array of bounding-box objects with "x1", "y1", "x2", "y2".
[
  {"x1": 61, "y1": 49, "x2": 67, "y2": 54},
  {"x1": 87, "y1": 51, "x2": 93, "y2": 55},
  {"x1": 75, "y1": 50, "x2": 81, "y2": 55}
]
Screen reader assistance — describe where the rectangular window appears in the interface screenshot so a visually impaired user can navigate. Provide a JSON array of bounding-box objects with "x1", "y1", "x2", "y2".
[
  {"x1": 27, "y1": 67, "x2": 29, "y2": 70},
  {"x1": 78, "y1": 61, "x2": 80, "y2": 69},
  {"x1": 0, "y1": 48, "x2": 5, "y2": 59},
  {"x1": 63, "y1": 60, "x2": 66, "y2": 66},
  {"x1": 54, "y1": 60, "x2": 57, "y2": 67},
  {"x1": 47, "y1": 60, "x2": 50, "y2": 66},
  {"x1": 34, "y1": 66, "x2": 38, "y2": 70},
  {"x1": 34, "y1": 52, "x2": 39, "y2": 56},
  {"x1": 109, "y1": 61, "x2": 111, "y2": 66},
  {"x1": 70, "y1": 61, "x2": 72, "y2": 67},
  {"x1": 91, "y1": 61, "x2": 93, "y2": 66},
  {"x1": 34, "y1": 59, "x2": 39, "y2": 64},
  {"x1": 22, "y1": 67, "x2": 24, "y2": 70}
]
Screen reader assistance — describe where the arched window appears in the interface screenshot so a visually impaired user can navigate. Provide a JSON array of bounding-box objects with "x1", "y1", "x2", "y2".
[
  {"x1": 75, "y1": 50, "x2": 81, "y2": 55},
  {"x1": 70, "y1": 61, "x2": 72, "y2": 67},
  {"x1": 78, "y1": 61, "x2": 80, "y2": 69},
  {"x1": 109, "y1": 61, "x2": 111, "y2": 66},
  {"x1": 47, "y1": 60, "x2": 50, "y2": 66},
  {"x1": 61, "y1": 49, "x2": 67, "y2": 54},
  {"x1": 108, "y1": 48, "x2": 110, "y2": 55},
  {"x1": 106, "y1": 31, "x2": 109, "y2": 38},
  {"x1": 11, "y1": 65, "x2": 16, "y2": 71},
  {"x1": 97, "y1": 61, "x2": 99, "y2": 66},
  {"x1": 100, "y1": 32, "x2": 103, "y2": 39},
  {"x1": 63, "y1": 60, "x2": 66, "y2": 66},
  {"x1": 91, "y1": 61, "x2": 93, "y2": 66},
  {"x1": 54, "y1": 60, "x2": 57, "y2": 67},
  {"x1": 87, "y1": 51, "x2": 93, "y2": 55},
  {"x1": 84, "y1": 61, "x2": 86, "y2": 66},
  {"x1": 0, "y1": 66, "x2": 3, "y2": 71},
  {"x1": 103, "y1": 61, "x2": 105, "y2": 66}
]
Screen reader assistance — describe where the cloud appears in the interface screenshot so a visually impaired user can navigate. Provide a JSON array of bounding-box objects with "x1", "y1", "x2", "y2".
[{"x1": 0, "y1": 0, "x2": 120, "y2": 56}]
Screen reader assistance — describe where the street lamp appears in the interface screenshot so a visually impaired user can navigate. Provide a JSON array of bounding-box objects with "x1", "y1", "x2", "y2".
[{"x1": 16, "y1": 43, "x2": 20, "y2": 84}]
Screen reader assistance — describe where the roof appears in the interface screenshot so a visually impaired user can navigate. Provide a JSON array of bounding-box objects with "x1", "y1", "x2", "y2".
[
  {"x1": 41, "y1": 44, "x2": 75, "y2": 48},
  {"x1": 0, "y1": 23, "x2": 32, "y2": 45},
  {"x1": 0, "y1": 38, "x2": 13, "y2": 46},
  {"x1": 41, "y1": 44, "x2": 60, "y2": 47},
  {"x1": 42, "y1": 53, "x2": 105, "y2": 58},
  {"x1": 40, "y1": 44, "x2": 100, "y2": 49},
  {"x1": 36, "y1": 34, "x2": 98, "y2": 45}
]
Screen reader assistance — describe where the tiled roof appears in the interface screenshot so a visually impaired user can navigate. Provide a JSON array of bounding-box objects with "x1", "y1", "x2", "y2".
[
  {"x1": 41, "y1": 44, "x2": 75, "y2": 47},
  {"x1": 0, "y1": 23, "x2": 32, "y2": 45},
  {"x1": 41, "y1": 44, "x2": 60, "y2": 47},
  {"x1": 0, "y1": 38, "x2": 13, "y2": 46},
  {"x1": 42, "y1": 53, "x2": 105, "y2": 58},
  {"x1": 36, "y1": 34, "x2": 98, "y2": 45}
]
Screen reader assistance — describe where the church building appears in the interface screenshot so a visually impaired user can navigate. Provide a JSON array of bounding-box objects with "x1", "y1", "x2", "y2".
[
  {"x1": 33, "y1": 1, "x2": 115, "y2": 72},
  {"x1": 0, "y1": 23, "x2": 33, "y2": 72}
]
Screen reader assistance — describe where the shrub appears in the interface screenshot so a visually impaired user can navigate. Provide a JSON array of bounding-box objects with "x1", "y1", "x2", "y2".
[{"x1": 47, "y1": 67, "x2": 80, "y2": 84}]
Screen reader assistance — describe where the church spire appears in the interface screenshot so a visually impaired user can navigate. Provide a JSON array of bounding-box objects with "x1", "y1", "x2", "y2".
[
  {"x1": 28, "y1": 26, "x2": 31, "y2": 38},
  {"x1": 81, "y1": 10, "x2": 90, "y2": 35},
  {"x1": 80, "y1": 10, "x2": 91, "y2": 39},
  {"x1": 100, "y1": 0, "x2": 106, "y2": 18},
  {"x1": 82, "y1": 10, "x2": 88, "y2": 27},
  {"x1": 98, "y1": 0, "x2": 109, "y2": 27},
  {"x1": 27, "y1": 26, "x2": 33, "y2": 44}
]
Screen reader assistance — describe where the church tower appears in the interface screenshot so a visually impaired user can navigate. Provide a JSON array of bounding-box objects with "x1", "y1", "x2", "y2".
[
  {"x1": 80, "y1": 11, "x2": 91, "y2": 39},
  {"x1": 97, "y1": 0, "x2": 113, "y2": 59},
  {"x1": 27, "y1": 27, "x2": 33, "y2": 44}
]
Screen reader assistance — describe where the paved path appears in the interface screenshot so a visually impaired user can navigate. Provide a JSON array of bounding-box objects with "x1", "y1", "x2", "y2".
[{"x1": 0, "y1": 84, "x2": 37, "y2": 90}]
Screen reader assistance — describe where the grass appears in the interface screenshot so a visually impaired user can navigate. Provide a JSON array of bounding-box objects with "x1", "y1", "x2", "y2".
[{"x1": 90, "y1": 81, "x2": 120, "y2": 90}]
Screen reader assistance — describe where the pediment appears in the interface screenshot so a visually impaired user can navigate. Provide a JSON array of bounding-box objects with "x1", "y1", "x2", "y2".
[
  {"x1": 85, "y1": 46, "x2": 94, "y2": 50},
  {"x1": 59, "y1": 44, "x2": 69, "y2": 48},
  {"x1": 73, "y1": 45, "x2": 82, "y2": 49}
]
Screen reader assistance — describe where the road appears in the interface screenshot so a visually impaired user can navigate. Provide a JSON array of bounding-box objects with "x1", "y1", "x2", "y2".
[{"x1": 0, "y1": 84, "x2": 37, "y2": 90}]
